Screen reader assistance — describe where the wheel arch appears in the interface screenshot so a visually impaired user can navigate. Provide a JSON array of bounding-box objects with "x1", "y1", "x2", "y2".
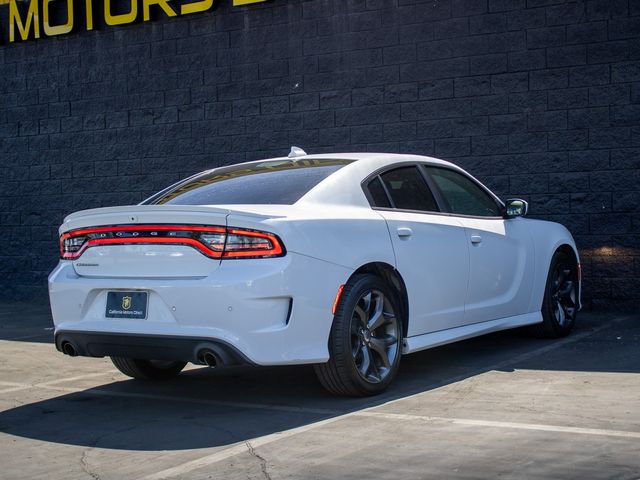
[
  {"x1": 524, "y1": 218, "x2": 583, "y2": 313},
  {"x1": 554, "y1": 243, "x2": 582, "y2": 310},
  {"x1": 350, "y1": 262, "x2": 410, "y2": 338},
  {"x1": 556, "y1": 243, "x2": 579, "y2": 265}
]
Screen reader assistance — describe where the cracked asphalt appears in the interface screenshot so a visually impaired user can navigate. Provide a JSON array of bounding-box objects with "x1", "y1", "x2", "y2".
[{"x1": 0, "y1": 302, "x2": 639, "y2": 479}]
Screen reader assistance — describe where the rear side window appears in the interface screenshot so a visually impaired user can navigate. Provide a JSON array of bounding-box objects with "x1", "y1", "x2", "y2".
[
  {"x1": 379, "y1": 166, "x2": 438, "y2": 212},
  {"x1": 426, "y1": 167, "x2": 502, "y2": 217},
  {"x1": 366, "y1": 177, "x2": 392, "y2": 208},
  {"x1": 149, "y1": 159, "x2": 352, "y2": 205}
]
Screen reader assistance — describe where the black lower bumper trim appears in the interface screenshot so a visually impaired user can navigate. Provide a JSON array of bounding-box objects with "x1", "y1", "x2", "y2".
[{"x1": 54, "y1": 331, "x2": 252, "y2": 366}]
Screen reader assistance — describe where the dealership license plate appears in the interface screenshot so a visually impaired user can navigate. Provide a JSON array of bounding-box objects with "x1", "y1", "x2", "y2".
[{"x1": 106, "y1": 291, "x2": 148, "y2": 320}]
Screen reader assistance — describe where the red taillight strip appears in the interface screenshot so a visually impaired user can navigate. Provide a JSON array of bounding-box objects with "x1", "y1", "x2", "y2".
[
  {"x1": 60, "y1": 225, "x2": 284, "y2": 260},
  {"x1": 63, "y1": 224, "x2": 225, "y2": 237},
  {"x1": 62, "y1": 237, "x2": 224, "y2": 260}
]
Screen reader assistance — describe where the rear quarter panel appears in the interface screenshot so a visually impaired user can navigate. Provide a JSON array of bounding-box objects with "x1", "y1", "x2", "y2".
[{"x1": 227, "y1": 206, "x2": 395, "y2": 273}]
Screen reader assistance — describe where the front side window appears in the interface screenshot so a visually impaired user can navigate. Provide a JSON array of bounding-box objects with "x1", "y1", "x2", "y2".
[
  {"x1": 378, "y1": 166, "x2": 438, "y2": 212},
  {"x1": 426, "y1": 167, "x2": 502, "y2": 217},
  {"x1": 147, "y1": 159, "x2": 352, "y2": 205}
]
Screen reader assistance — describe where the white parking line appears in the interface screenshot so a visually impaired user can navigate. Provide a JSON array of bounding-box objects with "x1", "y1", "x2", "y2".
[
  {"x1": 0, "y1": 381, "x2": 27, "y2": 387},
  {"x1": 0, "y1": 372, "x2": 117, "y2": 395},
  {"x1": 0, "y1": 386, "x2": 34, "y2": 394},
  {"x1": 38, "y1": 372, "x2": 118, "y2": 386},
  {"x1": 357, "y1": 412, "x2": 640, "y2": 440},
  {"x1": 0, "y1": 381, "x2": 34, "y2": 395}
]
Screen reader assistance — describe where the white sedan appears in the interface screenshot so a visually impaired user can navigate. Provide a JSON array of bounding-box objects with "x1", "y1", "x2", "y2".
[{"x1": 49, "y1": 149, "x2": 581, "y2": 396}]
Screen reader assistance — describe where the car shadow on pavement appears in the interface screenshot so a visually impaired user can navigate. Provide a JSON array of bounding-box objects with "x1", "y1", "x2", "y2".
[{"x1": 0, "y1": 312, "x2": 637, "y2": 451}]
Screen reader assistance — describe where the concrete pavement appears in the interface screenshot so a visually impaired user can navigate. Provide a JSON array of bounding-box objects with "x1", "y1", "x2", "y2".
[{"x1": 0, "y1": 303, "x2": 638, "y2": 479}]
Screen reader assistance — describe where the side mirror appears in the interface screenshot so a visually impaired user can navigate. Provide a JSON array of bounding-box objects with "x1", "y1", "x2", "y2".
[{"x1": 505, "y1": 199, "x2": 528, "y2": 218}]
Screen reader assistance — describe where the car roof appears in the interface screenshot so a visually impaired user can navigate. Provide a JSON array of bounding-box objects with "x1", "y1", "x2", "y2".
[
  {"x1": 205, "y1": 152, "x2": 467, "y2": 208},
  {"x1": 144, "y1": 151, "x2": 467, "y2": 209},
  {"x1": 232, "y1": 152, "x2": 458, "y2": 169},
  {"x1": 288, "y1": 152, "x2": 465, "y2": 208}
]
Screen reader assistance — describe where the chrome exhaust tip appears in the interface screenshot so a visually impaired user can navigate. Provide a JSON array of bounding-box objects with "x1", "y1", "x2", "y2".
[
  {"x1": 61, "y1": 342, "x2": 78, "y2": 357},
  {"x1": 199, "y1": 350, "x2": 220, "y2": 368}
]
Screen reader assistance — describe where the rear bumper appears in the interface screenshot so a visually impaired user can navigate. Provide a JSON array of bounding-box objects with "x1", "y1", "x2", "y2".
[
  {"x1": 48, "y1": 252, "x2": 352, "y2": 365},
  {"x1": 55, "y1": 331, "x2": 251, "y2": 366}
]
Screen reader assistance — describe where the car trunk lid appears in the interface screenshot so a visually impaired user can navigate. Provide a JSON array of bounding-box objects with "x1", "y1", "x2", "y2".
[
  {"x1": 61, "y1": 206, "x2": 231, "y2": 278},
  {"x1": 60, "y1": 205, "x2": 291, "y2": 279}
]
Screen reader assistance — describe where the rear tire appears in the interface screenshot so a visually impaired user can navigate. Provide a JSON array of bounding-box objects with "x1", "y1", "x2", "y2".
[
  {"x1": 314, "y1": 274, "x2": 403, "y2": 397},
  {"x1": 529, "y1": 251, "x2": 578, "y2": 338},
  {"x1": 111, "y1": 357, "x2": 187, "y2": 380}
]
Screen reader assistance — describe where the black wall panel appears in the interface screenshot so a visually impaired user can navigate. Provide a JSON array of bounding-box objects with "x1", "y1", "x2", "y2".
[{"x1": 0, "y1": 0, "x2": 638, "y2": 309}]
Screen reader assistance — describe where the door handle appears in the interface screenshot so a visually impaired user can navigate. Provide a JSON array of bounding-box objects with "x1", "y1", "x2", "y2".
[
  {"x1": 397, "y1": 227, "x2": 413, "y2": 238},
  {"x1": 470, "y1": 234, "x2": 482, "y2": 244}
]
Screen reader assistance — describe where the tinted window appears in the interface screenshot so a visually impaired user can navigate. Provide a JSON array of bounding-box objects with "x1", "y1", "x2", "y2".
[
  {"x1": 380, "y1": 166, "x2": 438, "y2": 212},
  {"x1": 367, "y1": 177, "x2": 392, "y2": 208},
  {"x1": 150, "y1": 159, "x2": 351, "y2": 205},
  {"x1": 427, "y1": 167, "x2": 502, "y2": 217}
]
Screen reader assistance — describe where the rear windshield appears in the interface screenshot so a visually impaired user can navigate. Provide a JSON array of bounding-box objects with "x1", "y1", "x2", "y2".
[{"x1": 148, "y1": 159, "x2": 352, "y2": 205}]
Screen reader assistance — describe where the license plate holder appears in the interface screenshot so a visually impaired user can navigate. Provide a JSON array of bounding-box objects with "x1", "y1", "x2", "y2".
[{"x1": 106, "y1": 291, "x2": 148, "y2": 320}]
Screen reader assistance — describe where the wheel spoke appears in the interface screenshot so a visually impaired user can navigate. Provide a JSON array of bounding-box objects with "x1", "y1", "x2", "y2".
[
  {"x1": 361, "y1": 292, "x2": 372, "y2": 316},
  {"x1": 349, "y1": 287, "x2": 400, "y2": 385},
  {"x1": 358, "y1": 344, "x2": 372, "y2": 377},
  {"x1": 367, "y1": 296, "x2": 385, "y2": 331},
  {"x1": 557, "y1": 268, "x2": 569, "y2": 286},
  {"x1": 563, "y1": 294, "x2": 576, "y2": 308},
  {"x1": 556, "y1": 300, "x2": 566, "y2": 325},
  {"x1": 558, "y1": 281, "x2": 574, "y2": 299},
  {"x1": 354, "y1": 306, "x2": 368, "y2": 326},
  {"x1": 369, "y1": 359, "x2": 382, "y2": 382},
  {"x1": 382, "y1": 333, "x2": 398, "y2": 347},
  {"x1": 369, "y1": 337, "x2": 391, "y2": 369},
  {"x1": 352, "y1": 336, "x2": 362, "y2": 357},
  {"x1": 563, "y1": 289, "x2": 576, "y2": 316}
]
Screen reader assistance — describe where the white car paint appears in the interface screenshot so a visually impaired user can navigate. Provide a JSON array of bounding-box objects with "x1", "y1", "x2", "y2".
[
  {"x1": 48, "y1": 153, "x2": 581, "y2": 366},
  {"x1": 375, "y1": 209, "x2": 469, "y2": 334},
  {"x1": 460, "y1": 216, "x2": 535, "y2": 324}
]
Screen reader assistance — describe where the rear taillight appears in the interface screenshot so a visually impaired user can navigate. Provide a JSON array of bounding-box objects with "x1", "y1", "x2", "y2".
[
  {"x1": 60, "y1": 225, "x2": 285, "y2": 260},
  {"x1": 221, "y1": 229, "x2": 283, "y2": 258}
]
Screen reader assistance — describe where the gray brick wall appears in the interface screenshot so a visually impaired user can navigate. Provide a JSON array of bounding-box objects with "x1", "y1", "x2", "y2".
[{"x1": 0, "y1": 0, "x2": 639, "y2": 310}]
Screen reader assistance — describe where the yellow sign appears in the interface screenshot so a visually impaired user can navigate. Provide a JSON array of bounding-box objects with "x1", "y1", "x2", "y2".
[{"x1": 4, "y1": 0, "x2": 267, "y2": 43}]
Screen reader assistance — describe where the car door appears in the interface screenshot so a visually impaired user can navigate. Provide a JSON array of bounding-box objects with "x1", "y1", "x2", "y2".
[
  {"x1": 424, "y1": 166, "x2": 535, "y2": 325},
  {"x1": 365, "y1": 165, "x2": 470, "y2": 335}
]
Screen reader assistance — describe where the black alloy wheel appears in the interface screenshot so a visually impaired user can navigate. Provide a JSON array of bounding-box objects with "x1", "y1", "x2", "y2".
[
  {"x1": 314, "y1": 274, "x2": 403, "y2": 396},
  {"x1": 530, "y1": 251, "x2": 578, "y2": 338}
]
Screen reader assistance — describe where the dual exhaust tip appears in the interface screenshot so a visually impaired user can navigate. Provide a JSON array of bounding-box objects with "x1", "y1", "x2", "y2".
[
  {"x1": 198, "y1": 349, "x2": 220, "y2": 368},
  {"x1": 61, "y1": 341, "x2": 78, "y2": 357},
  {"x1": 60, "y1": 341, "x2": 224, "y2": 369}
]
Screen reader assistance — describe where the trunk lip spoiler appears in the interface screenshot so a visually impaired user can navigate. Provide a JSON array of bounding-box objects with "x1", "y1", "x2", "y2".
[{"x1": 61, "y1": 205, "x2": 288, "y2": 236}]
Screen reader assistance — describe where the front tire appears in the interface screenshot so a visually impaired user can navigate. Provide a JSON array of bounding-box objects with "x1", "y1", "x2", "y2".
[
  {"x1": 111, "y1": 357, "x2": 187, "y2": 380},
  {"x1": 530, "y1": 251, "x2": 578, "y2": 338},
  {"x1": 314, "y1": 274, "x2": 403, "y2": 396}
]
